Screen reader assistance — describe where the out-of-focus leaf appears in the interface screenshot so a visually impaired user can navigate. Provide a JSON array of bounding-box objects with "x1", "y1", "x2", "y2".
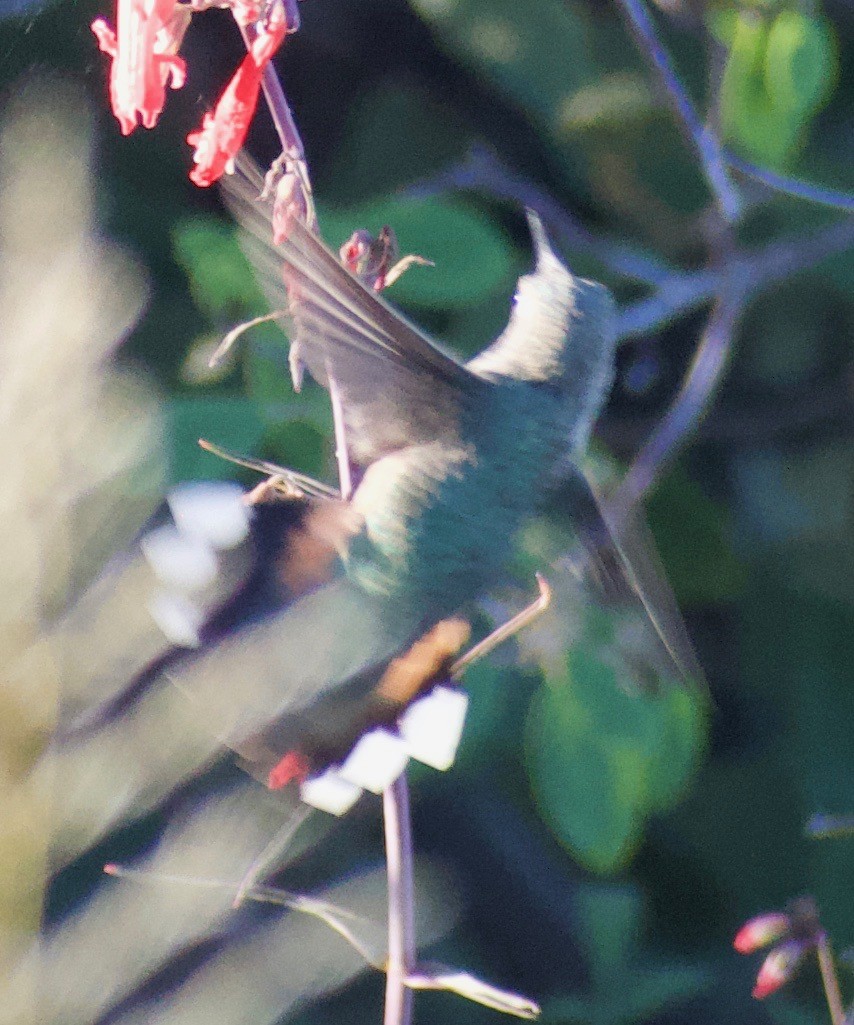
[
  {"x1": 720, "y1": 12, "x2": 795, "y2": 165},
  {"x1": 407, "y1": 0, "x2": 600, "y2": 188},
  {"x1": 574, "y1": 883, "x2": 641, "y2": 982},
  {"x1": 545, "y1": 883, "x2": 710, "y2": 1024},
  {"x1": 173, "y1": 219, "x2": 265, "y2": 320},
  {"x1": 262, "y1": 419, "x2": 329, "y2": 481},
  {"x1": 720, "y1": 7, "x2": 837, "y2": 166},
  {"x1": 764, "y1": 11, "x2": 837, "y2": 117},
  {"x1": 555, "y1": 72, "x2": 655, "y2": 136},
  {"x1": 318, "y1": 196, "x2": 516, "y2": 309},
  {"x1": 647, "y1": 466, "x2": 746, "y2": 605},
  {"x1": 525, "y1": 657, "x2": 645, "y2": 873},
  {"x1": 322, "y1": 83, "x2": 470, "y2": 203},
  {"x1": 525, "y1": 636, "x2": 706, "y2": 872},
  {"x1": 643, "y1": 685, "x2": 707, "y2": 811},
  {"x1": 167, "y1": 397, "x2": 266, "y2": 483}
]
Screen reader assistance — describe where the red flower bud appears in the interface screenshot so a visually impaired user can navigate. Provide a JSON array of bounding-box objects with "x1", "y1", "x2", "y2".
[
  {"x1": 734, "y1": 912, "x2": 791, "y2": 954},
  {"x1": 752, "y1": 939, "x2": 809, "y2": 999}
]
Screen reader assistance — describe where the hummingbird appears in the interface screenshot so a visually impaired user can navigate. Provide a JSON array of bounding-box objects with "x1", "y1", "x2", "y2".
[
  {"x1": 165, "y1": 156, "x2": 617, "y2": 781},
  {"x1": 63, "y1": 154, "x2": 695, "y2": 816}
]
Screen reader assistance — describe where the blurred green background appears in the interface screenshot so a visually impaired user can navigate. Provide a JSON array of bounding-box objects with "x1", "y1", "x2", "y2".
[{"x1": 1, "y1": 0, "x2": 853, "y2": 1023}]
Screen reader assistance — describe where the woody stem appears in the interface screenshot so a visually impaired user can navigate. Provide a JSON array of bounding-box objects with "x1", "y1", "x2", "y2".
[
  {"x1": 383, "y1": 775, "x2": 415, "y2": 1025},
  {"x1": 816, "y1": 934, "x2": 845, "y2": 1025}
]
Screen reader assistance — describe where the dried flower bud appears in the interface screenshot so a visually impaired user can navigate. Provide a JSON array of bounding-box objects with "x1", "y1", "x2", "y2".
[
  {"x1": 339, "y1": 226, "x2": 399, "y2": 290},
  {"x1": 734, "y1": 912, "x2": 791, "y2": 953},
  {"x1": 752, "y1": 938, "x2": 810, "y2": 999},
  {"x1": 272, "y1": 171, "x2": 309, "y2": 244}
]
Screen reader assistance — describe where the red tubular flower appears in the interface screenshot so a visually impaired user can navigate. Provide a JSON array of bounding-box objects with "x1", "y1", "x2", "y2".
[
  {"x1": 733, "y1": 912, "x2": 791, "y2": 954},
  {"x1": 91, "y1": 0, "x2": 189, "y2": 135},
  {"x1": 752, "y1": 939, "x2": 809, "y2": 999},
  {"x1": 187, "y1": 3, "x2": 287, "y2": 187}
]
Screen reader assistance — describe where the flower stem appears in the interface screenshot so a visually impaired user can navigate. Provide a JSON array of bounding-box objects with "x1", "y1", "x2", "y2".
[
  {"x1": 816, "y1": 934, "x2": 845, "y2": 1025},
  {"x1": 383, "y1": 775, "x2": 415, "y2": 1025}
]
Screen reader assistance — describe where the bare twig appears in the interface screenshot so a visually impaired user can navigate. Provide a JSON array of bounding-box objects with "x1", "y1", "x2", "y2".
[
  {"x1": 614, "y1": 278, "x2": 747, "y2": 509},
  {"x1": 607, "y1": 0, "x2": 742, "y2": 223},
  {"x1": 383, "y1": 776, "x2": 416, "y2": 1025},
  {"x1": 727, "y1": 154, "x2": 854, "y2": 214},
  {"x1": 616, "y1": 217, "x2": 854, "y2": 341},
  {"x1": 408, "y1": 147, "x2": 674, "y2": 287},
  {"x1": 816, "y1": 934, "x2": 845, "y2": 1025}
]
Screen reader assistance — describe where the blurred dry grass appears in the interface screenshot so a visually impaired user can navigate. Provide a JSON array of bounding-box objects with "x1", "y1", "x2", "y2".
[
  {"x1": 0, "y1": 77, "x2": 162, "y2": 1021},
  {"x1": 0, "y1": 80, "x2": 461, "y2": 1025}
]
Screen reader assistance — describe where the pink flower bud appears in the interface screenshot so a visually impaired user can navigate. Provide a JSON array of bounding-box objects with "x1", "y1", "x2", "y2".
[
  {"x1": 752, "y1": 939, "x2": 809, "y2": 999},
  {"x1": 733, "y1": 912, "x2": 791, "y2": 953},
  {"x1": 272, "y1": 171, "x2": 309, "y2": 244},
  {"x1": 339, "y1": 227, "x2": 399, "y2": 290}
]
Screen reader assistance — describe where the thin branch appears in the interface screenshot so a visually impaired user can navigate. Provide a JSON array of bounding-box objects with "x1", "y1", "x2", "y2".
[
  {"x1": 383, "y1": 775, "x2": 416, "y2": 1025},
  {"x1": 816, "y1": 934, "x2": 845, "y2": 1025},
  {"x1": 407, "y1": 147, "x2": 674, "y2": 287},
  {"x1": 238, "y1": 17, "x2": 316, "y2": 230},
  {"x1": 614, "y1": 278, "x2": 747, "y2": 509},
  {"x1": 607, "y1": 0, "x2": 742, "y2": 224},
  {"x1": 727, "y1": 154, "x2": 854, "y2": 214},
  {"x1": 617, "y1": 217, "x2": 854, "y2": 341}
]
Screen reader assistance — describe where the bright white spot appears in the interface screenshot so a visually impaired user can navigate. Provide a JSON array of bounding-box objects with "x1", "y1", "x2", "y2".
[
  {"x1": 167, "y1": 481, "x2": 250, "y2": 550},
  {"x1": 399, "y1": 686, "x2": 468, "y2": 771},
  {"x1": 141, "y1": 525, "x2": 218, "y2": 591},
  {"x1": 148, "y1": 591, "x2": 204, "y2": 648},
  {"x1": 338, "y1": 729, "x2": 409, "y2": 794},
  {"x1": 300, "y1": 771, "x2": 363, "y2": 816}
]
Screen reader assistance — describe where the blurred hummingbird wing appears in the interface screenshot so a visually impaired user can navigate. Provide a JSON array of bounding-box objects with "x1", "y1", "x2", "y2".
[
  {"x1": 59, "y1": 486, "x2": 355, "y2": 737},
  {"x1": 548, "y1": 467, "x2": 705, "y2": 692},
  {"x1": 222, "y1": 155, "x2": 486, "y2": 465},
  {"x1": 167, "y1": 578, "x2": 424, "y2": 751}
]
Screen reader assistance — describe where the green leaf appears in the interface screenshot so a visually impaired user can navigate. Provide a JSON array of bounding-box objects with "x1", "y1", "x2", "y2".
[
  {"x1": 574, "y1": 883, "x2": 643, "y2": 983},
  {"x1": 525, "y1": 625, "x2": 707, "y2": 872},
  {"x1": 261, "y1": 419, "x2": 329, "y2": 481},
  {"x1": 317, "y1": 196, "x2": 516, "y2": 309},
  {"x1": 764, "y1": 11, "x2": 837, "y2": 116},
  {"x1": 643, "y1": 685, "x2": 708, "y2": 812},
  {"x1": 647, "y1": 465, "x2": 746, "y2": 605},
  {"x1": 173, "y1": 219, "x2": 265, "y2": 320},
  {"x1": 720, "y1": 11, "x2": 801, "y2": 165},
  {"x1": 167, "y1": 397, "x2": 266, "y2": 484},
  {"x1": 525, "y1": 666, "x2": 645, "y2": 873}
]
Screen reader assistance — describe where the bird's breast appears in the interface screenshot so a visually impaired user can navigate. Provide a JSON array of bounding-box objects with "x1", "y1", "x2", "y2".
[{"x1": 345, "y1": 384, "x2": 564, "y2": 614}]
